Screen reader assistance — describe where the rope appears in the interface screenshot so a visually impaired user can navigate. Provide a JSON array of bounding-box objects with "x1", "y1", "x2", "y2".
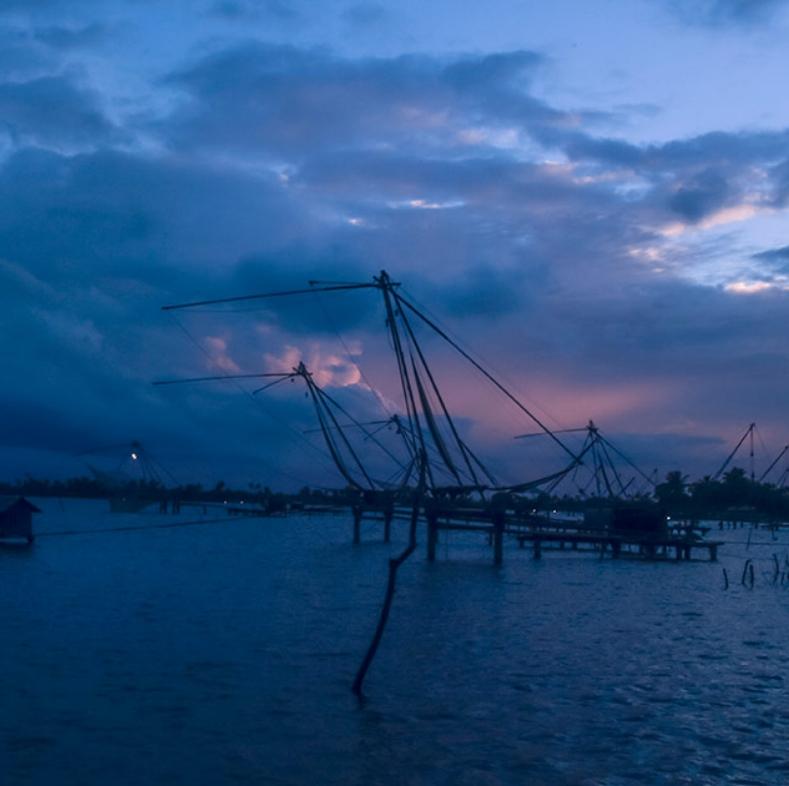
[
  {"x1": 165, "y1": 313, "x2": 337, "y2": 489},
  {"x1": 36, "y1": 514, "x2": 267, "y2": 538}
]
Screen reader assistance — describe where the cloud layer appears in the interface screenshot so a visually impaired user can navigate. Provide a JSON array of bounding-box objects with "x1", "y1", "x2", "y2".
[{"x1": 1, "y1": 3, "x2": 788, "y2": 487}]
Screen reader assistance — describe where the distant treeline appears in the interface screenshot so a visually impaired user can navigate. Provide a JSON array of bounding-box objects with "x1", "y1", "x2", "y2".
[
  {"x1": 0, "y1": 475, "x2": 295, "y2": 506},
  {"x1": 529, "y1": 467, "x2": 789, "y2": 521},
  {"x1": 3, "y1": 466, "x2": 787, "y2": 520},
  {"x1": 652, "y1": 467, "x2": 789, "y2": 520},
  {"x1": 0, "y1": 475, "x2": 405, "y2": 508}
]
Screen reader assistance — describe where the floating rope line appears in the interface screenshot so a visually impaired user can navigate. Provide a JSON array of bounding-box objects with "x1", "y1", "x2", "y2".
[{"x1": 36, "y1": 514, "x2": 269, "y2": 538}]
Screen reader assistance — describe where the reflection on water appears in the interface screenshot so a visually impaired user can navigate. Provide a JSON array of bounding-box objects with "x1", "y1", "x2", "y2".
[{"x1": 2, "y1": 498, "x2": 789, "y2": 785}]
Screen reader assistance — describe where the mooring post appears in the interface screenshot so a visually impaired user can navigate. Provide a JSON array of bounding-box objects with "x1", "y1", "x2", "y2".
[
  {"x1": 352, "y1": 505, "x2": 362, "y2": 545},
  {"x1": 383, "y1": 501, "x2": 393, "y2": 543},
  {"x1": 427, "y1": 509, "x2": 438, "y2": 562},
  {"x1": 493, "y1": 512, "x2": 505, "y2": 566},
  {"x1": 709, "y1": 544, "x2": 718, "y2": 562}
]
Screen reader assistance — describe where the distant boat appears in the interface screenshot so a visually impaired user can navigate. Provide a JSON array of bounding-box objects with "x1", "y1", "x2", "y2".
[{"x1": 0, "y1": 496, "x2": 40, "y2": 546}]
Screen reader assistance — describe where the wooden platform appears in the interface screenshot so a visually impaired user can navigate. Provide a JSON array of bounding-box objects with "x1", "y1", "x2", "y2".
[{"x1": 350, "y1": 503, "x2": 722, "y2": 564}]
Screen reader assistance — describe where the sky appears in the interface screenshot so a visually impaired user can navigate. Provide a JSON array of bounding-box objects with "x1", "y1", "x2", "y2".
[{"x1": 1, "y1": 0, "x2": 789, "y2": 490}]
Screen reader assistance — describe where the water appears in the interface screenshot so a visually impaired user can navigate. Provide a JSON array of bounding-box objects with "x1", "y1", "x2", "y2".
[{"x1": 2, "y1": 499, "x2": 789, "y2": 785}]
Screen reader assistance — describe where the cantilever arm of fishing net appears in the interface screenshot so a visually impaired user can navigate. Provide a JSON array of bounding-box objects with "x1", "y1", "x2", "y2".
[
  {"x1": 597, "y1": 433, "x2": 656, "y2": 488},
  {"x1": 161, "y1": 283, "x2": 378, "y2": 311},
  {"x1": 301, "y1": 419, "x2": 392, "y2": 436},
  {"x1": 303, "y1": 416, "x2": 421, "y2": 471},
  {"x1": 153, "y1": 372, "x2": 293, "y2": 386},
  {"x1": 760, "y1": 444, "x2": 789, "y2": 483},
  {"x1": 498, "y1": 440, "x2": 595, "y2": 495},
  {"x1": 396, "y1": 300, "x2": 483, "y2": 489},
  {"x1": 394, "y1": 293, "x2": 580, "y2": 465},
  {"x1": 296, "y1": 371, "x2": 377, "y2": 490},
  {"x1": 513, "y1": 427, "x2": 589, "y2": 439},
  {"x1": 714, "y1": 423, "x2": 754, "y2": 480},
  {"x1": 312, "y1": 386, "x2": 409, "y2": 474},
  {"x1": 251, "y1": 376, "x2": 296, "y2": 395},
  {"x1": 513, "y1": 428, "x2": 589, "y2": 498},
  {"x1": 596, "y1": 438, "x2": 628, "y2": 496}
]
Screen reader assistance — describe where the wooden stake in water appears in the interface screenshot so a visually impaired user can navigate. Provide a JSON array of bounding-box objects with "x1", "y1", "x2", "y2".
[{"x1": 352, "y1": 456, "x2": 427, "y2": 698}]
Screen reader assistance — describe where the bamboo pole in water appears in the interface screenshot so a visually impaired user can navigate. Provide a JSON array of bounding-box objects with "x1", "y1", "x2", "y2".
[{"x1": 352, "y1": 456, "x2": 427, "y2": 697}]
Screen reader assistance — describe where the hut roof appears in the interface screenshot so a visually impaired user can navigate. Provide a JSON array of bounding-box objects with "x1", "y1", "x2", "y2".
[{"x1": 0, "y1": 496, "x2": 42, "y2": 514}]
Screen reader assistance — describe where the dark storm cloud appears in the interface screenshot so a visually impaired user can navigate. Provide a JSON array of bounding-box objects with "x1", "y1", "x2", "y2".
[
  {"x1": 0, "y1": 138, "x2": 398, "y2": 486},
  {"x1": 0, "y1": 75, "x2": 119, "y2": 148},
  {"x1": 162, "y1": 43, "x2": 555, "y2": 156},
  {"x1": 296, "y1": 151, "x2": 591, "y2": 210},
  {"x1": 549, "y1": 127, "x2": 789, "y2": 230},
  {"x1": 158, "y1": 40, "x2": 789, "y2": 238},
  {"x1": 439, "y1": 264, "x2": 540, "y2": 317},
  {"x1": 161, "y1": 41, "x2": 789, "y2": 236},
  {"x1": 230, "y1": 248, "x2": 382, "y2": 334},
  {"x1": 535, "y1": 278, "x2": 789, "y2": 377},
  {"x1": 667, "y1": 169, "x2": 730, "y2": 222},
  {"x1": 0, "y1": 398, "x2": 112, "y2": 453},
  {"x1": 0, "y1": 147, "x2": 306, "y2": 288},
  {"x1": 0, "y1": 31, "x2": 787, "y2": 482},
  {"x1": 0, "y1": 151, "x2": 360, "y2": 486}
]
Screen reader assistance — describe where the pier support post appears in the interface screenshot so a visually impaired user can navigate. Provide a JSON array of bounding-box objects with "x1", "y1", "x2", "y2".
[
  {"x1": 533, "y1": 537, "x2": 542, "y2": 560},
  {"x1": 493, "y1": 512, "x2": 505, "y2": 566},
  {"x1": 709, "y1": 544, "x2": 718, "y2": 562},
  {"x1": 427, "y1": 510, "x2": 438, "y2": 562},
  {"x1": 611, "y1": 541, "x2": 621, "y2": 559},
  {"x1": 383, "y1": 502, "x2": 393, "y2": 543},
  {"x1": 352, "y1": 505, "x2": 362, "y2": 545}
]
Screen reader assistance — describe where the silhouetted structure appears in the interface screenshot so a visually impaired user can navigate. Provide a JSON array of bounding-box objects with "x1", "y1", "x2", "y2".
[{"x1": 0, "y1": 496, "x2": 40, "y2": 544}]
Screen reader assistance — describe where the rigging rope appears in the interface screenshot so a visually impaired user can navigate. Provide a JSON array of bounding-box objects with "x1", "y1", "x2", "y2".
[{"x1": 165, "y1": 313, "x2": 338, "y2": 489}]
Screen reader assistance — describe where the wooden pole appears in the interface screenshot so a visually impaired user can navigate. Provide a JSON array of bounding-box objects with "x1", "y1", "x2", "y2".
[
  {"x1": 352, "y1": 505, "x2": 362, "y2": 544},
  {"x1": 427, "y1": 510, "x2": 438, "y2": 562},
  {"x1": 383, "y1": 502, "x2": 393, "y2": 543},
  {"x1": 352, "y1": 458, "x2": 427, "y2": 697},
  {"x1": 493, "y1": 512, "x2": 505, "y2": 566}
]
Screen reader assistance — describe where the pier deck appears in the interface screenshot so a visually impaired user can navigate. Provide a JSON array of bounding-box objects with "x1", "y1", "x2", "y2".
[{"x1": 350, "y1": 503, "x2": 722, "y2": 564}]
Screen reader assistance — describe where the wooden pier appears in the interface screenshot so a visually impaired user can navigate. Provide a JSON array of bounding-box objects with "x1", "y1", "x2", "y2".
[{"x1": 349, "y1": 503, "x2": 722, "y2": 565}]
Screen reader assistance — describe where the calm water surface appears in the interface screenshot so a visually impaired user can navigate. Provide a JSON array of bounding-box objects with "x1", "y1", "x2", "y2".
[{"x1": 2, "y1": 499, "x2": 789, "y2": 785}]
